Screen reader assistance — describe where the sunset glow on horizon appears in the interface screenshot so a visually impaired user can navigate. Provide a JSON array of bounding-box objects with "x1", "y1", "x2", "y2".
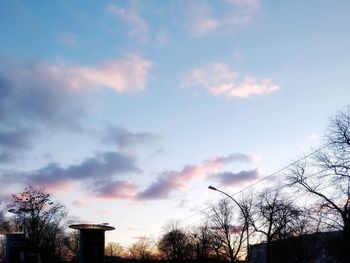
[{"x1": 0, "y1": 0, "x2": 349, "y2": 247}]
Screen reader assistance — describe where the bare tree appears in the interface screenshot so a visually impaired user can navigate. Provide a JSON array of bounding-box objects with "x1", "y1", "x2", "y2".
[
  {"x1": 128, "y1": 238, "x2": 153, "y2": 261},
  {"x1": 61, "y1": 230, "x2": 80, "y2": 261},
  {"x1": 249, "y1": 190, "x2": 300, "y2": 263},
  {"x1": 210, "y1": 230, "x2": 226, "y2": 263},
  {"x1": 158, "y1": 220, "x2": 194, "y2": 262},
  {"x1": 10, "y1": 186, "x2": 68, "y2": 261},
  {"x1": 192, "y1": 222, "x2": 216, "y2": 262},
  {"x1": 209, "y1": 199, "x2": 245, "y2": 263},
  {"x1": 0, "y1": 206, "x2": 10, "y2": 263},
  {"x1": 0, "y1": 205, "x2": 11, "y2": 233},
  {"x1": 106, "y1": 241, "x2": 123, "y2": 258},
  {"x1": 288, "y1": 108, "x2": 350, "y2": 263}
]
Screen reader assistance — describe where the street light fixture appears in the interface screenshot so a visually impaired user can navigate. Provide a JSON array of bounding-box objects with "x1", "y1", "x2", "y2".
[
  {"x1": 208, "y1": 185, "x2": 250, "y2": 259},
  {"x1": 8, "y1": 208, "x2": 25, "y2": 233},
  {"x1": 8, "y1": 209, "x2": 21, "y2": 215}
]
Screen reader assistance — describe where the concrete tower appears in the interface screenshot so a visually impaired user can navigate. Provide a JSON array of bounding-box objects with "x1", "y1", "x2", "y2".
[{"x1": 69, "y1": 224, "x2": 115, "y2": 263}]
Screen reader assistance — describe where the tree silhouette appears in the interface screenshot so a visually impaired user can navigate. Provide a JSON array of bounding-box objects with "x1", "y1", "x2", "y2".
[
  {"x1": 158, "y1": 220, "x2": 194, "y2": 262},
  {"x1": 288, "y1": 107, "x2": 350, "y2": 263},
  {"x1": 249, "y1": 190, "x2": 300, "y2": 263},
  {"x1": 10, "y1": 186, "x2": 68, "y2": 261},
  {"x1": 209, "y1": 199, "x2": 245, "y2": 263}
]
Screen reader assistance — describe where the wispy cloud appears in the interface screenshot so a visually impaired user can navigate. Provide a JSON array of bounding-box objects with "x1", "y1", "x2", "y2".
[
  {"x1": 213, "y1": 169, "x2": 259, "y2": 186},
  {"x1": 108, "y1": 3, "x2": 149, "y2": 42},
  {"x1": 182, "y1": 63, "x2": 279, "y2": 98},
  {"x1": 188, "y1": 0, "x2": 260, "y2": 37},
  {"x1": 0, "y1": 56, "x2": 151, "y2": 129},
  {"x1": 94, "y1": 180, "x2": 139, "y2": 199},
  {"x1": 0, "y1": 150, "x2": 258, "y2": 201},
  {"x1": 40, "y1": 56, "x2": 150, "y2": 93},
  {"x1": 103, "y1": 126, "x2": 161, "y2": 153},
  {"x1": 0, "y1": 151, "x2": 140, "y2": 193},
  {"x1": 137, "y1": 153, "x2": 256, "y2": 200},
  {"x1": 188, "y1": 1, "x2": 221, "y2": 37},
  {"x1": 2, "y1": 55, "x2": 151, "y2": 95}
]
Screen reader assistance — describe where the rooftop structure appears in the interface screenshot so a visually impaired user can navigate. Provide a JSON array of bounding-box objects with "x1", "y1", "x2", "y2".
[{"x1": 69, "y1": 224, "x2": 115, "y2": 263}]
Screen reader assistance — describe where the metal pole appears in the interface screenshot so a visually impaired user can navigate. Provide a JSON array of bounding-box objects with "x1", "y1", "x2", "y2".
[{"x1": 208, "y1": 186, "x2": 250, "y2": 260}]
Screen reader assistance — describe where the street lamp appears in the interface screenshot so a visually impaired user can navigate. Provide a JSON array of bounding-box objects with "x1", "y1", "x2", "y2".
[
  {"x1": 8, "y1": 208, "x2": 27, "y2": 234},
  {"x1": 208, "y1": 186, "x2": 250, "y2": 259}
]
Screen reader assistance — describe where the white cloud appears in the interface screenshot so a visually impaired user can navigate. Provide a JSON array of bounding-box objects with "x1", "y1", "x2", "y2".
[
  {"x1": 182, "y1": 63, "x2": 279, "y2": 98},
  {"x1": 188, "y1": 0, "x2": 260, "y2": 37},
  {"x1": 209, "y1": 77, "x2": 279, "y2": 98},
  {"x1": 8, "y1": 55, "x2": 152, "y2": 93},
  {"x1": 182, "y1": 63, "x2": 238, "y2": 87},
  {"x1": 188, "y1": 1, "x2": 221, "y2": 37},
  {"x1": 108, "y1": 4, "x2": 149, "y2": 42}
]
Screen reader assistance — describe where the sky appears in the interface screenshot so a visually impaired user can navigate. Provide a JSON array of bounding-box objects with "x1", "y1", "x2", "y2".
[{"x1": 0, "y1": 0, "x2": 349, "y2": 247}]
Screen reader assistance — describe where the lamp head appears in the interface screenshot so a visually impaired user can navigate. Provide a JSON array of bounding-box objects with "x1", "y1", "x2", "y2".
[
  {"x1": 208, "y1": 186, "x2": 217, "y2": 191},
  {"x1": 8, "y1": 209, "x2": 20, "y2": 214}
]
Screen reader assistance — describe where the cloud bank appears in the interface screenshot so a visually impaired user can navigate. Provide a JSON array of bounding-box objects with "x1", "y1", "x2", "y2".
[
  {"x1": 0, "y1": 56, "x2": 152, "y2": 164},
  {"x1": 0, "y1": 150, "x2": 258, "y2": 202},
  {"x1": 137, "y1": 153, "x2": 257, "y2": 200},
  {"x1": 0, "y1": 151, "x2": 140, "y2": 195}
]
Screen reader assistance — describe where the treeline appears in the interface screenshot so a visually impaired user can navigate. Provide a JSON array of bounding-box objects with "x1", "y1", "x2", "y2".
[
  {"x1": 0, "y1": 107, "x2": 350, "y2": 263},
  {"x1": 0, "y1": 186, "x2": 78, "y2": 262}
]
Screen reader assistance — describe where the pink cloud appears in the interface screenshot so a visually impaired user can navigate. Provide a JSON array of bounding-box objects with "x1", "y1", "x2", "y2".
[
  {"x1": 183, "y1": 63, "x2": 279, "y2": 98},
  {"x1": 8, "y1": 55, "x2": 151, "y2": 94},
  {"x1": 15, "y1": 151, "x2": 140, "y2": 197},
  {"x1": 71, "y1": 180, "x2": 139, "y2": 204},
  {"x1": 71, "y1": 197, "x2": 96, "y2": 207},
  {"x1": 95, "y1": 180, "x2": 139, "y2": 200},
  {"x1": 209, "y1": 77, "x2": 279, "y2": 98},
  {"x1": 38, "y1": 181, "x2": 74, "y2": 194},
  {"x1": 137, "y1": 153, "x2": 256, "y2": 200}
]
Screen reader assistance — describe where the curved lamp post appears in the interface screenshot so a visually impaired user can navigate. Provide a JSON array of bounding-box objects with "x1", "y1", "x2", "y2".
[{"x1": 208, "y1": 186, "x2": 250, "y2": 259}]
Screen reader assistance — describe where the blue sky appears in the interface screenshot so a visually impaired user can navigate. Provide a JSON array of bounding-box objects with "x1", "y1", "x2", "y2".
[{"x1": 0, "y1": 0, "x2": 349, "y2": 246}]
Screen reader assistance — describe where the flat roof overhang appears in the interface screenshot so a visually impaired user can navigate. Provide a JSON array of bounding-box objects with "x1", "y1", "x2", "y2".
[{"x1": 69, "y1": 224, "x2": 115, "y2": 231}]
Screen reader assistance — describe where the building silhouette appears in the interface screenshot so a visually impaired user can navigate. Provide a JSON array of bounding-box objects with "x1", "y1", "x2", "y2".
[{"x1": 248, "y1": 231, "x2": 342, "y2": 263}]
